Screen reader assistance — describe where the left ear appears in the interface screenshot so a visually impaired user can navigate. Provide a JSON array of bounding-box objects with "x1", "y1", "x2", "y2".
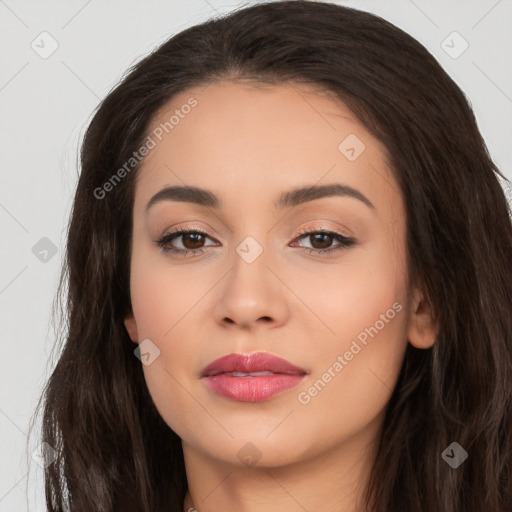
[
  {"x1": 407, "y1": 286, "x2": 439, "y2": 349},
  {"x1": 124, "y1": 312, "x2": 139, "y2": 344}
]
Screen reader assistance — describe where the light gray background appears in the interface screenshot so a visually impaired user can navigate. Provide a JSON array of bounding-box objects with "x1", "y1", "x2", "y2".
[{"x1": 0, "y1": 1, "x2": 511, "y2": 510}]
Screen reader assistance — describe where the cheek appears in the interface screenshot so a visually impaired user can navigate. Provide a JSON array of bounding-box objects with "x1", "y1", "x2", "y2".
[
  {"x1": 128, "y1": 249, "x2": 218, "y2": 436},
  {"x1": 290, "y1": 228, "x2": 408, "y2": 355},
  {"x1": 295, "y1": 323, "x2": 407, "y2": 451},
  {"x1": 292, "y1": 243, "x2": 409, "y2": 442},
  {"x1": 128, "y1": 246, "x2": 209, "y2": 343},
  {"x1": 292, "y1": 276, "x2": 407, "y2": 456},
  {"x1": 129, "y1": 271, "x2": 202, "y2": 438}
]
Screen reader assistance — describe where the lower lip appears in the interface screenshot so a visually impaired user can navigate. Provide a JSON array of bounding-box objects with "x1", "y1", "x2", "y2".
[{"x1": 203, "y1": 374, "x2": 306, "y2": 402}]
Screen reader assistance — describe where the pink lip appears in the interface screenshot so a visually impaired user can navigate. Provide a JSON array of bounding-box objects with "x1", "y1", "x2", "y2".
[{"x1": 201, "y1": 352, "x2": 308, "y2": 402}]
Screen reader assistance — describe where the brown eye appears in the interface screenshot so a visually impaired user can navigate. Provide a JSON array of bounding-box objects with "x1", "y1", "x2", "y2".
[
  {"x1": 181, "y1": 232, "x2": 205, "y2": 249},
  {"x1": 308, "y1": 232, "x2": 334, "y2": 250},
  {"x1": 156, "y1": 228, "x2": 218, "y2": 256},
  {"x1": 291, "y1": 228, "x2": 356, "y2": 256}
]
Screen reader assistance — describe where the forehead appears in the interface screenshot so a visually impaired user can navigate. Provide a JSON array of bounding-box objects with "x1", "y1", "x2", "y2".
[{"x1": 134, "y1": 80, "x2": 397, "y2": 213}]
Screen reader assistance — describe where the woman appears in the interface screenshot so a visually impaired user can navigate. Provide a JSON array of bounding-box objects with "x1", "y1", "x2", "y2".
[{"x1": 32, "y1": 1, "x2": 512, "y2": 511}]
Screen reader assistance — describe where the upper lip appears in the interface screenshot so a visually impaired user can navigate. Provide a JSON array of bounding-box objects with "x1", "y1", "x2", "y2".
[{"x1": 200, "y1": 352, "x2": 308, "y2": 377}]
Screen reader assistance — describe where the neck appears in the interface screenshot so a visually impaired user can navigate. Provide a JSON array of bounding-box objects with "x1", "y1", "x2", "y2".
[{"x1": 182, "y1": 415, "x2": 382, "y2": 512}]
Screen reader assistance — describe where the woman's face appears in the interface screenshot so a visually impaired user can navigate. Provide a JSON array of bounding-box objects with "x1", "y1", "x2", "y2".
[{"x1": 124, "y1": 80, "x2": 435, "y2": 469}]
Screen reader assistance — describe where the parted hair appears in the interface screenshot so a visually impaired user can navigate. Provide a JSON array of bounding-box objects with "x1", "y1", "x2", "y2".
[{"x1": 31, "y1": 1, "x2": 512, "y2": 511}]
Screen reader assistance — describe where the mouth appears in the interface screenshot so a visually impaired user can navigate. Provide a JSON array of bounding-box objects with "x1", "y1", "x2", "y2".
[
  {"x1": 200, "y1": 352, "x2": 308, "y2": 402},
  {"x1": 218, "y1": 371, "x2": 281, "y2": 377},
  {"x1": 200, "y1": 352, "x2": 308, "y2": 377}
]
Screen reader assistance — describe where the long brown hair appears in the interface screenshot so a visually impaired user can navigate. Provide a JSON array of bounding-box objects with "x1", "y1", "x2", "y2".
[{"x1": 29, "y1": 1, "x2": 512, "y2": 510}]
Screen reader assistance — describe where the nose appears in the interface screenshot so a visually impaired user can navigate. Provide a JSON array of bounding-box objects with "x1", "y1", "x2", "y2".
[{"x1": 213, "y1": 240, "x2": 290, "y2": 331}]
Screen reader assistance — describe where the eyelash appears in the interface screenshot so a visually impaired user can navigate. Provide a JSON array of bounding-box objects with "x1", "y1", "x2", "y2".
[{"x1": 155, "y1": 226, "x2": 355, "y2": 258}]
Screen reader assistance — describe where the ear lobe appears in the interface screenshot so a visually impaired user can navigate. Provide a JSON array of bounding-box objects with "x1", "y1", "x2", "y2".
[
  {"x1": 124, "y1": 313, "x2": 139, "y2": 343},
  {"x1": 407, "y1": 287, "x2": 439, "y2": 349}
]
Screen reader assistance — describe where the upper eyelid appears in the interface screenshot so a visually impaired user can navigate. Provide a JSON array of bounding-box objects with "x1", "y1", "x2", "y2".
[
  {"x1": 158, "y1": 227, "x2": 353, "y2": 252},
  {"x1": 161, "y1": 225, "x2": 350, "y2": 240},
  {"x1": 156, "y1": 226, "x2": 356, "y2": 258}
]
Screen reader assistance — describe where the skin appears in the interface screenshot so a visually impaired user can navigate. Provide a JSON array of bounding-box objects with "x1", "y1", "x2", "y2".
[{"x1": 124, "y1": 80, "x2": 438, "y2": 512}]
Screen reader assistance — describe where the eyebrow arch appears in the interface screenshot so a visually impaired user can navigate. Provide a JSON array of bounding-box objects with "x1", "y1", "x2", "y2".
[
  {"x1": 275, "y1": 183, "x2": 375, "y2": 210},
  {"x1": 145, "y1": 183, "x2": 375, "y2": 212}
]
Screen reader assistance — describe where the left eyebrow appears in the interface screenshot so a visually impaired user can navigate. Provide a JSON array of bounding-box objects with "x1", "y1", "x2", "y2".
[
  {"x1": 145, "y1": 183, "x2": 375, "y2": 213},
  {"x1": 275, "y1": 183, "x2": 375, "y2": 210}
]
